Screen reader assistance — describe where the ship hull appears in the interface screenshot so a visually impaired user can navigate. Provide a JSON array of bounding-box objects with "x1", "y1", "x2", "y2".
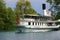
[{"x1": 16, "y1": 25, "x2": 60, "y2": 32}]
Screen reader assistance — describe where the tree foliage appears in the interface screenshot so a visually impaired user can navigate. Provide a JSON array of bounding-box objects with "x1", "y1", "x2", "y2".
[
  {"x1": 0, "y1": 0, "x2": 7, "y2": 30},
  {"x1": 0, "y1": 0, "x2": 16, "y2": 31},
  {"x1": 15, "y1": 0, "x2": 38, "y2": 18},
  {"x1": 47, "y1": 0, "x2": 60, "y2": 20},
  {"x1": 6, "y1": 7, "x2": 16, "y2": 30}
]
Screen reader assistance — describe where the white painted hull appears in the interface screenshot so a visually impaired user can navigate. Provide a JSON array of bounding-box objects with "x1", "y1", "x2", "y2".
[
  {"x1": 16, "y1": 25, "x2": 60, "y2": 32},
  {"x1": 24, "y1": 25, "x2": 60, "y2": 28},
  {"x1": 18, "y1": 29, "x2": 51, "y2": 32}
]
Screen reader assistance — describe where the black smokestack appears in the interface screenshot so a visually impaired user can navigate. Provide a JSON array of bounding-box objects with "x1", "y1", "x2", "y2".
[{"x1": 42, "y1": 4, "x2": 46, "y2": 10}]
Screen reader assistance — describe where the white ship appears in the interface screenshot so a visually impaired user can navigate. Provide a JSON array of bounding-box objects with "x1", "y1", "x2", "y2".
[
  {"x1": 16, "y1": 14, "x2": 60, "y2": 32},
  {"x1": 16, "y1": 4, "x2": 60, "y2": 32}
]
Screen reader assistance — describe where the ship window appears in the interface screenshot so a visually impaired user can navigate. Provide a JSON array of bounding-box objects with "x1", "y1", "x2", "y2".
[
  {"x1": 38, "y1": 22, "x2": 39, "y2": 25},
  {"x1": 42, "y1": 22, "x2": 43, "y2": 25},
  {"x1": 33, "y1": 22, "x2": 34, "y2": 25},
  {"x1": 35, "y1": 22, "x2": 37, "y2": 25},
  {"x1": 40, "y1": 23, "x2": 41, "y2": 25},
  {"x1": 28, "y1": 22, "x2": 31, "y2": 25}
]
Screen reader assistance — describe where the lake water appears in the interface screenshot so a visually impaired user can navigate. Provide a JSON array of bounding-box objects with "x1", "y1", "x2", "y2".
[{"x1": 0, "y1": 31, "x2": 60, "y2": 40}]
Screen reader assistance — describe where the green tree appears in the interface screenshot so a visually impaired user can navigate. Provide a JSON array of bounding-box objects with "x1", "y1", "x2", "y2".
[
  {"x1": 0, "y1": 0, "x2": 7, "y2": 30},
  {"x1": 15, "y1": 0, "x2": 38, "y2": 18},
  {"x1": 47, "y1": 0, "x2": 60, "y2": 20},
  {"x1": 0, "y1": 0, "x2": 16, "y2": 31},
  {"x1": 5, "y1": 7, "x2": 16, "y2": 30}
]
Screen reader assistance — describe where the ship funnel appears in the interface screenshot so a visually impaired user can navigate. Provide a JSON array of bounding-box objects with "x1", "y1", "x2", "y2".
[
  {"x1": 42, "y1": 4, "x2": 48, "y2": 16},
  {"x1": 42, "y1": 4, "x2": 46, "y2": 10}
]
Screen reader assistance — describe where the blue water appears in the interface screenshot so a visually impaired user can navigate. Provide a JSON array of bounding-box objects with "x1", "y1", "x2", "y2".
[{"x1": 0, "y1": 31, "x2": 60, "y2": 40}]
